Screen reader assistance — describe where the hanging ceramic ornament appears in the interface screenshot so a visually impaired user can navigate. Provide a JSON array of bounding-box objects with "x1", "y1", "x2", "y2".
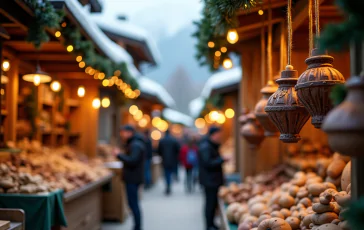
[
  {"x1": 241, "y1": 113, "x2": 265, "y2": 149},
  {"x1": 255, "y1": 80, "x2": 279, "y2": 136},
  {"x1": 239, "y1": 108, "x2": 250, "y2": 128},
  {"x1": 265, "y1": 65, "x2": 310, "y2": 143},
  {"x1": 295, "y1": 0, "x2": 345, "y2": 128},
  {"x1": 322, "y1": 75, "x2": 364, "y2": 157}
]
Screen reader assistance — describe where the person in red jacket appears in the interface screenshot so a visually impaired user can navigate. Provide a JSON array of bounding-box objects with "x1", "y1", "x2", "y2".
[{"x1": 180, "y1": 136, "x2": 198, "y2": 193}]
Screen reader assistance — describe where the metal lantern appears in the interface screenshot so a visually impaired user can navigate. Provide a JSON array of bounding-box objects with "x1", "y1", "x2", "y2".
[
  {"x1": 322, "y1": 76, "x2": 364, "y2": 157},
  {"x1": 296, "y1": 48, "x2": 345, "y2": 128},
  {"x1": 254, "y1": 80, "x2": 279, "y2": 137},
  {"x1": 241, "y1": 113, "x2": 265, "y2": 149},
  {"x1": 265, "y1": 65, "x2": 310, "y2": 143}
]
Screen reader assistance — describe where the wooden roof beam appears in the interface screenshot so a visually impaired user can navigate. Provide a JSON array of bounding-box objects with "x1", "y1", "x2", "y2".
[
  {"x1": 237, "y1": 0, "x2": 287, "y2": 15},
  {"x1": 237, "y1": 18, "x2": 283, "y2": 33},
  {"x1": 18, "y1": 53, "x2": 75, "y2": 61},
  {"x1": 292, "y1": 0, "x2": 325, "y2": 31}
]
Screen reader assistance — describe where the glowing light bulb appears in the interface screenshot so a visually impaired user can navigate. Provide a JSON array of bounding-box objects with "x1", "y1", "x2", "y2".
[
  {"x1": 225, "y1": 108, "x2": 235, "y2": 118},
  {"x1": 92, "y1": 98, "x2": 101, "y2": 109},
  {"x1": 134, "y1": 110, "x2": 143, "y2": 121},
  {"x1": 76, "y1": 56, "x2": 82, "y2": 62},
  {"x1": 215, "y1": 51, "x2": 221, "y2": 57},
  {"x1": 221, "y1": 47, "x2": 227, "y2": 53},
  {"x1": 223, "y1": 58, "x2": 233, "y2": 69},
  {"x1": 101, "y1": 97, "x2": 111, "y2": 108},
  {"x1": 2, "y1": 60, "x2": 10, "y2": 71},
  {"x1": 138, "y1": 118, "x2": 148, "y2": 128},
  {"x1": 227, "y1": 29, "x2": 239, "y2": 44},
  {"x1": 195, "y1": 118, "x2": 206, "y2": 129},
  {"x1": 50, "y1": 81, "x2": 61, "y2": 92},
  {"x1": 151, "y1": 130, "x2": 162, "y2": 140},
  {"x1": 208, "y1": 41, "x2": 215, "y2": 48},
  {"x1": 34, "y1": 75, "x2": 40, "y2": 86},
  {"x1": 217, "y1": 114, "x2": 226, "y2": 124},
  {"x1": 66, "y1": 45, "x2": 73, "y2": 52},
  {"x1": 79, "y1": 61, "x2": 85, "y2": 68},
  {"x1": 209, "y1": 111, "x2": 220, "y2": 121},
  {"x1": 258, "y1": 10, "x2": 264, "y2": 15},
  {"x1": 77, "y1": 86, "x2": 85, "y2": 97},
  {"x1": 129, "y1": 105, "x2": 139, "y2": 115},
  {"x1": 55, "y1": 31, "x2": 61, "y2": 37}
]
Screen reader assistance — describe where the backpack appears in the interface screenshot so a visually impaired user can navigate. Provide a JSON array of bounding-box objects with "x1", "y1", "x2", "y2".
[{"x1": 186, "y1": 149, "x2": 198, "y2": 166}]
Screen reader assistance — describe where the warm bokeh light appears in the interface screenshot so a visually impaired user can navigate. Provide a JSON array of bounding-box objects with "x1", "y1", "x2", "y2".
[
  {"x1": 55, "y1": 31, "x2": 61, "y2": 37},
  {"x1": 114, "y1": 70, "x2": 121, "y2": 76},
  {"x1": 89, "y1": 68, "x2": 95, "y2": 75},
  {"x1": 92, "y1": 98, "x2": 101, "y2": 109},
  {"x1": 79, "y1": 61, "x2": 85, "y2": 68},
  {"x1": 152, "y1": 117, "x2": 161, "y2": 127},
  {"x1": 50, "y1": 81, "x2": 61, "y2": 92},
  {"x1": 204, "y1": 114, "x2": 213, "y2": 124},
  {"x1": 143, "y1": 114, "x2": 151, "y2": 122},
  {"x1": 195, "y1": 118, "x2": 206, "y2": 129},
  {"x1": 129, "y1": 105, "x2": 139, "y2": 115},
  {"x1": 151, "y1": 130, "x2": 162, "y2": 141},
  {"x1": 66, "y1": 45, "x2": 73, "y2": 52},
  {"x1": 227, "y1": 29, "x2": 239, "y2": 44},
  {"x1": 215, "y1": 51, "x2": 221, "y2": 57},
  {"x1": 108, "y1": 78, "x2": 115, "y2": 86},
  {"x1": 61, "y1": 22, "x2": 67, "y2": 27},
  {"x1": 258, "y1": 10, "x2": 264, "y2": 15},
  {"x1": 208, "y1": 41, "x2": 215, "y2": 48},
  {"x1": 76, "y1": 56, "x2": 82, "y2": 62},
  {"x1": 101, "y1": 97, "x2": 111, "y2": 108},
  {"x1": 85, "y1": 66, "x2": 91, "y2": 74},
  {"x1": 77, "y1": 86, "x2": 85, "y2": 97},
  {"x1": 225, "y1": 108, "x2": 235, "y2": 118},
  {"x1": 98, "y1": 73, "x2": 105, "y2": 80},
  {"x1": 223, "y1": 58, "x2": 233, "y2": 69},
  {"x1": 221, "y1": 47, "x2": 227, "y2": 53},
  {"x1": 159, "y1": 120, "x2": 169, "y2": 132},
  {"x1": 217, "y1": 114, "x2": 226, "y2": 124},
  {"x1": 172, "y1": 125, "x2": 183, "y2": 135},
  {"x1": 2, "y1": 60, "x2": 10, "y2": 72},
  {"x1": 209, "y1": 111, "x2": 220, "y2": 121},
  {"x1": 134, "y1": 110, "x2": 143, "y2": 121},
  {"x1": 138, "y1": 118, "x2": 148, "y2": 128},
  {"x1": 102, "y1": 79, "x2": 109, "y2": 87}
]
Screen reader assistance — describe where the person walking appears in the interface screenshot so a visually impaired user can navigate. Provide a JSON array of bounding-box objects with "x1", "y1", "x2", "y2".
[
  {"x1": 180, "y1": 136, "x2": 198, "y2": 193},
  {"x1": 143, "y1": 130, "x2": 153, "y2": 189},
  {"x1": 199, "y1": 126, "x2": 228, "y2": 230},
  {"x1": 158, "y1": 129, "x2": 180, "y2": 195},
  {"x1": 114, "y1": 125, "x2": 145, "y2": 230}
]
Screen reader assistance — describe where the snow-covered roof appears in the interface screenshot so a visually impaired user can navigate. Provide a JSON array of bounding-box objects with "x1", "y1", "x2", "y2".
[
  {"x1": 60, "y1": 0, "x2": 133, "y2": 64},
  {"x1": 201, "y1": 67, "x2": 242, "y2": 98},
  {"x1": 91, "y1": 14, "x2": 161, "y2": 65},
  {"x1": 163, "y1": 108, "x2": 193, "y2": 127},
  {"x1": 189, "y1": 97, "x2": 205, "y2": 119},
  {"x1": 138, "y1": 77, "x2": 175, "y2": 108}
]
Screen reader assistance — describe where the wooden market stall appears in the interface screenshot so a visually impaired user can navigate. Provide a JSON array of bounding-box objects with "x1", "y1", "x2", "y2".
[{"x1": 0, "y1": 0, "x2": 143, "y2": 229}]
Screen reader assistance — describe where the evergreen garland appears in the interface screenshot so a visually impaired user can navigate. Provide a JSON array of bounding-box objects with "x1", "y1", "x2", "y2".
[
  {"x1": 24, "y1": 0, "x2": 64, "y2": 49},
  {"x1": 319, "y1": 0, "x2": 364, "y2": 51}
]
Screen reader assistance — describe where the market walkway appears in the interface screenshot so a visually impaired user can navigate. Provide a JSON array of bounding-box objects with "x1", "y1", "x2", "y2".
[{"x1": 102, "y1": 172, "x2": 205, "y2": 230}]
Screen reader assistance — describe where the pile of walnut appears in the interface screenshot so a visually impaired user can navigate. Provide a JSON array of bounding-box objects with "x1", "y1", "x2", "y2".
[
  {"x1": 225, "y1": 157, "x2": 352, "y2": 230},
  {"x1": 0, "y1": 163, "x2": 56, "y2": 194},
  {"x1": 3, "y1": 140, "x2": 111, "y2": 193},
  {"x1": 219, "y1": 165, "x2": 290, "y2": 204}
]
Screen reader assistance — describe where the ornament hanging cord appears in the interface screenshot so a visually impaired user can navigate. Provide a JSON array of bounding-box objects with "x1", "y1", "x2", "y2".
[
  {"x1": 261, "y1": 7, "x2": 266, "y2": 86},
  {"x1": 268, "y1": 0, "x2": 273, "y2": 81},
  {"x1": 309, "y1": 0, "x2": 313, "y2": 56},
  {"x1": 287, "y1": 0, "x2": 292, "y2": 66},
  {"x1": 314, "y1": 0, "x2": 320, "y2": 48}
]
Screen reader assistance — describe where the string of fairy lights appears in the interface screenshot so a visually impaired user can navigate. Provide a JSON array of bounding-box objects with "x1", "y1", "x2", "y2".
[{"x1": 194, "y1": 108, "x2": 235, "y2": 134}]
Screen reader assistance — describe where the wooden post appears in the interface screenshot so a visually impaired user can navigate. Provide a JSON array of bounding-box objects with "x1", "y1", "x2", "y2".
[
  {"x1": 350, "y1": 40, "x2": 364, "y2": 200},
  {"x1": 5, "y1": 58, "x2": 19, "y2": 142}
]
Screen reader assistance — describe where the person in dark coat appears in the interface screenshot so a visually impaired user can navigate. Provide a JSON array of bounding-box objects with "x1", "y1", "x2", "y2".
[
  {"x1": 143, "y1": 130, "x2": 153, "y2": 189},
  {"x1": 158, "y1": 129, "x2": 181, "y2": 195},
  {"x1": 114, "y1": 125, "x2": 145, "y2": 230},
  {"x1": 199, "y1": 126, "x2": 228, "y2": 230}
]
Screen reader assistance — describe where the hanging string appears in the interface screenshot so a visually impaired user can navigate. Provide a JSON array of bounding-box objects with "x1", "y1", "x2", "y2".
[
  {"x1": 287, "y1": 0, "x2": 292, "y2": 65},
  {"x1": 261, "y1": 13, "x2": 266, "y2": 87},
  {"x1": 308, "y1": 0, "x2": 313, "y2": 55},
  {"x1": 314, "y1": 0, "x2": 320, "y2": 37},
  {"x1": 267, "y1": 0, "x2": 273, "y2": 81},
  {"x1": 280, "y1": 23, "x2": 287, "y2": 71}
]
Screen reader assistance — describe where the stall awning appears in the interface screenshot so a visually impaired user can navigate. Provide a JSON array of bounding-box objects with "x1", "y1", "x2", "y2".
[
  {"x1": 201, "y1": 67, "x2": 242, "y2": 98},
  {"x1": 91, "y1": 14, "x2": 161, "y2": 66},
  {"x1": 138, "y1": 77, "x2": 175, "y2": 109},
  {"x1": 163, "y1": 108, "x2": 193, "y2": 127}
]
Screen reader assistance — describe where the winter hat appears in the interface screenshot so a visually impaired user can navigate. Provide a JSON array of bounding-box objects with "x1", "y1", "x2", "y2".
[
  {"x1": 120, "y1": 125, "x2": 135, "y2": 132},
  {"x1": 208, "y1": 126, "x2": 221, "y2": 136}
]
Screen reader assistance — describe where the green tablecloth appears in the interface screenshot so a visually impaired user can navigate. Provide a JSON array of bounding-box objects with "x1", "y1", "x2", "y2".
[
  {"x1": 0, "y1": 189, "x2": 67, "y2": 230},
  {"x1": 224, "y1": 204, "x2": 238, "y2": 230}
]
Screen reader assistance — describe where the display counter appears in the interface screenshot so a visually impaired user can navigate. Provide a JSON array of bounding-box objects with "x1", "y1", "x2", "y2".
[
  {"x1": 57, "y1": 174, "x2": 112, "y2": 230},
  {"x1": 218, "y1": 198, "x2": 236, "y2": 230},
  {"x1": 102, "y1": 161, "x2": 129, "y2": 222},
  {"x1": 0, "y1": 190, "x2": 67, "y2": 230}
]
